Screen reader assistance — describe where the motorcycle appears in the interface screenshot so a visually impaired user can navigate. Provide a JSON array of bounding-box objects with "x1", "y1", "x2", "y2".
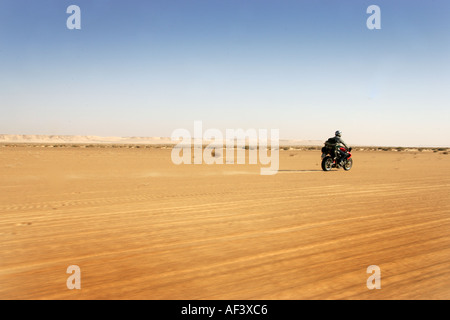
[{"x1": 321, "y1": 145, "x2": 353, "y2": 171}]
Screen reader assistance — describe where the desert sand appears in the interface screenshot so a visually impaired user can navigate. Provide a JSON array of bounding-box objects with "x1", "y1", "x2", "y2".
[{"x1": 0, "y1": 145, "x2": 449, "y2": 299}]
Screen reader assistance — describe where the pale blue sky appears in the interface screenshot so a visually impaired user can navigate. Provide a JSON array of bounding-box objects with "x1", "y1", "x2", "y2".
[{"x1": 0, "y1": 0, "x2": 449, "y2": 146}]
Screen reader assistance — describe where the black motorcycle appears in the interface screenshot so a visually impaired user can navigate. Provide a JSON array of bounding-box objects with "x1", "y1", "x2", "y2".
[{"x1": 321, "y1": 145, "x2": 353, "y2": 171}]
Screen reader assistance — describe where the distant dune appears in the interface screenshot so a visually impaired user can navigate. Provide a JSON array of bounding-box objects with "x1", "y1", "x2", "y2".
[
  {"x1": 0, "y1": 134, "x2": 323, "y2": 146},
  {"x1": 0, "y1": 134, "x2": 175, "y2": 145}
]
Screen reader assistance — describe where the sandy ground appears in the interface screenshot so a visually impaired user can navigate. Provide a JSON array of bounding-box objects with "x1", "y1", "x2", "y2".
[{"x1": 0, "y1": 146, "x2": 449, "y2": 300}]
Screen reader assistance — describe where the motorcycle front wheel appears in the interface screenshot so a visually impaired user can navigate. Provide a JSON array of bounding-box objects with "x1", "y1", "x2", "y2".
[{"x1": 343, "y1": 158, "x2": 353, "y2": 171}]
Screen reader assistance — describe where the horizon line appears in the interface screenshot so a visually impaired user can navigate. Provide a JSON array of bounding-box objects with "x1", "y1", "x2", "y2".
[{"x1": 0, "y1": 133, "x2": 449, "y2": 149}]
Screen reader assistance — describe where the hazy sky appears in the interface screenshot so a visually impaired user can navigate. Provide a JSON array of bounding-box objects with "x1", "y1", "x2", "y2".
[{"x1": 0, "y1": 0, "x2": 449, "y2": 146}]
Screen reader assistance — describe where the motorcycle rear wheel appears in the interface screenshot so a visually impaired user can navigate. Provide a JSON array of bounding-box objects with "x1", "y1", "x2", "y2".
[{"x1": 321, "y1": 156, "x2": 333, "y2": 171}]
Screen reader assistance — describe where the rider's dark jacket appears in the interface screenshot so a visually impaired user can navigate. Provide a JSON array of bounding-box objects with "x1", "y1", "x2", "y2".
[{"x1": 335, "y1": 136, "x2": 348, "y2": 150}]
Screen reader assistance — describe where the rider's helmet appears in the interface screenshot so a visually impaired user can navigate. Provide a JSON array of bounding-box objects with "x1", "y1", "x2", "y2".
[{"x1": 335, "y1": 130, "x2": 342, "y2": 137}]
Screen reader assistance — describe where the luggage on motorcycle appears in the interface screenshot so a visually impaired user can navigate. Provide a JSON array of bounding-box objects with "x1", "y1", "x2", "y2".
[
  {"x1": 324, "y1": 137, "x2": 337, "y2": 154},
  {"x1": 325, "y1": 137, "x2": 337, "y2": 146}
]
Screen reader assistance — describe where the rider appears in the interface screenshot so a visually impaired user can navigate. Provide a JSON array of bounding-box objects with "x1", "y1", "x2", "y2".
[{"x1": 333, "y1": 130, "x2": 349, "y2": 166}]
